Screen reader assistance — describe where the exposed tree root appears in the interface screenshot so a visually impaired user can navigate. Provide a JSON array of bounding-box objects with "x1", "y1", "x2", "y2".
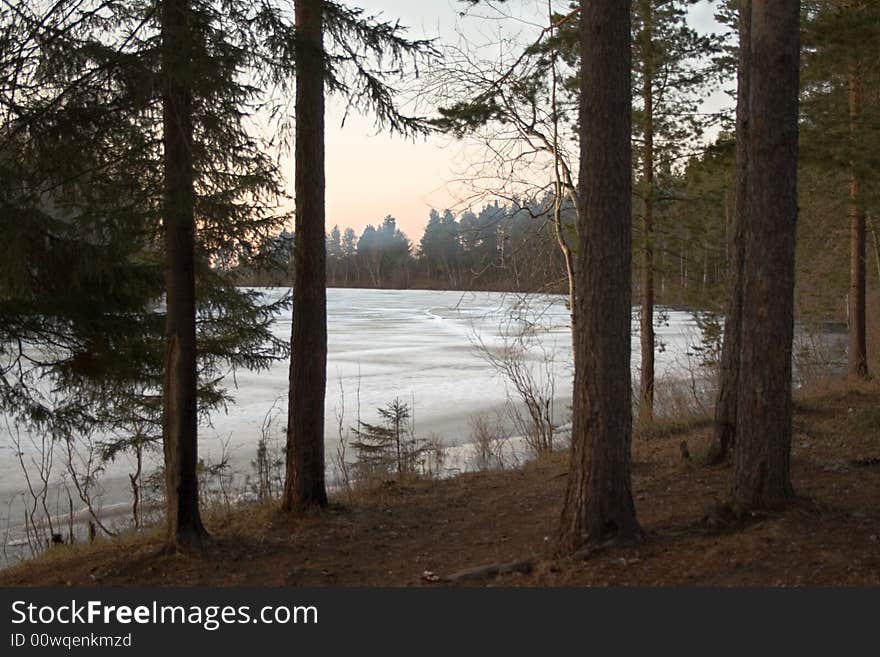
[
  {"x1": 570, "y1": 529, "x2": 645, "y2": 561},
  {"x1": 445, "y1": 559, "x2": 535, "y2": 583}
]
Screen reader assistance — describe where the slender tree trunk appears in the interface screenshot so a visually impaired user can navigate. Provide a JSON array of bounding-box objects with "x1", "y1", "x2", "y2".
[
  {"x1": 638, "y1": 1, "x2": 655, "y2": 425},
  {"x1": 847, "y1": 58, "x2": 869, "y2": 380},
  {"x1": 161, "y1": 0, "x2": 207, "y2": 548},
  {"x1": 709, "y1": 0, "x2": 751, "y2": 465},
  {"x1": 702, "y1": 242, "x2": 708, "y2": 292},
  {"x1": 130, "y1": 442, "x2": 142, "y2": 530},
  {"x1": 731, "y1": 0, "x2": 799, "y2": 510},
  {"x1": 548, "y1": 39, "x2": 577, "y2": 355},
  {"x1": 283, "y1": 0, "x2": 328, "y2": 511},
  {"x1": 680, "y1": 242, "x2": 687, "y2": 288},
  {"x1": 660, "y1": 233, "x2": 666, "y2": 297},
  {"x1": 868, "y1": 212, "x2": 880, "y2": 286},
  {"x1": 549, "y1": 177, "x2": 576, "y2": 351},
  {"x1": 559, "y1": 0, "x2": 642, "y2": 553}
]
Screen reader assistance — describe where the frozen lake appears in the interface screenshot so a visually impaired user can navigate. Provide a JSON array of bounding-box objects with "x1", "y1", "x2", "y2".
[{"x1": 0, "y1": 287, "x2": 730, "y2": 556}]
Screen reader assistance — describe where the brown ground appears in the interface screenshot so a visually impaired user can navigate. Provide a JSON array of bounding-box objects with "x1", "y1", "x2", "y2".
[{"x1": 2, "y1": 384, "x2": 878, "y2": 587}]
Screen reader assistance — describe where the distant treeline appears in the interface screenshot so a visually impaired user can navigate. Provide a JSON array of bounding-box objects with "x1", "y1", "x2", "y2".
[
  {"x1": 233, "y1": 121, "x2": 875, "y2": 322},
  {"x1": 232, "y1": 198, "x2": 571, "y2": 292},
  {"x1": 231, "y1": 189, "x2": 733, "y2": 304}
]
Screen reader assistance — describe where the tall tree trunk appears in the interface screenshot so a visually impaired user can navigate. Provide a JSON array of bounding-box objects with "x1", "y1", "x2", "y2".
[
  {"x1": 709, "y1": 0, "x2": 751, "y2": 465},
  {"x1": 731, "y1": 0, "x2": 799, "y2": 510},
  {"x1": 847, "y1": 58, "x2": 869, "y2": 380},
  {"x1": 161, "y1": 0, "x2": 207, "y2": 548},
  {"x1": 283, "y1": 0, "x2": 328, "y2": 511},
  {"x1": 660, "y1": 233, "x2": 666, "y2": 297},
  {"x1": 559, "y1": 0, "x2": 642, "y2": 553},
  {"x1": 638, "y1": 0, "x2": 655, "y2": 426}
]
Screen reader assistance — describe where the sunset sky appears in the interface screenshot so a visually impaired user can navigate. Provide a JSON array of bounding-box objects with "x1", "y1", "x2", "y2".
[{"x1": 282, "y1": 0, "x2": 729, "y2": 240}]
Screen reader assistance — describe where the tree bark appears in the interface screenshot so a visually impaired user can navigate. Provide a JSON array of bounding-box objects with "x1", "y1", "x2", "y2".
[
  {"x1": 638, "y1": 0, "x2": 655, "y2": 426},
  {"x1": 283, "y1": 0, "x2": 329, "y2": 511},
  {"x1": 731, "y1": 0, "x2": 799, "y2": 510},
  {"x1": 559, "y1": 0, "x2": 642, "y2": 553},
  {"x1": 709, "y1": 0, "x2": 751, "y2": 464},
  {"x1": 161, "y1": 0, "x2": 208, "y2": 548},
  {"x1": 847, "y1": 57, "x2": 869, "y2": 380}
]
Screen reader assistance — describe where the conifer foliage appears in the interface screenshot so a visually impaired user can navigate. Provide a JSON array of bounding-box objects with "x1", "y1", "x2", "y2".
[
  {"x1": 1, "y1": 0, "x2": 297, "y2": 546},
  {"x1": 351, "y1": 398, "x2": 419, "y2": 478}
]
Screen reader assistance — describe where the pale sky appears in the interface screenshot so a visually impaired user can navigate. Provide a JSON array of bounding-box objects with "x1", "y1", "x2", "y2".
[{"x1": 281, "y1": 0, "x2": 729, "y2": 239}]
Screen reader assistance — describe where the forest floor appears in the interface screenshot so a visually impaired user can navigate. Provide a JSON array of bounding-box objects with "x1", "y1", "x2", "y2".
[{"x1": 2, "y1": 383, "x2": 879, "y2": 587}]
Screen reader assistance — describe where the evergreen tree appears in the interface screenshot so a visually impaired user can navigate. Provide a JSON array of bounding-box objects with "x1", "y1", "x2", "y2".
[
  {"x1": 801, "y1": 0, "x2": 880, "y2": 380},
  {"x1": 327, "y1": 225, "x2": 343, "y2": 285},
  {"x1": 420, "y1": 209, "x2": 461, "y2": 286},
  {"x1": 632, "y1": 0, "x2": 725, "y2": 423},
  {"x1": 161, "y1": 0, "x2": 207, "y2": 547},
  {"x1": 282, "y1": 0, "x2": 434, "y2": 511},
  {"x1": 357, "y1": 224, "x2": 382, "y2": 286},
  {"x1": 559, "y1": 0, "x2": 643, "y2": 552},
  {"x1": 474, "y1": 203, "x2": 504, "y2": 276},
  {"x1": 378, "y1": 215, "x2": 412, "y2": 287},
  {"x1": 1, "y1": 0, "x2": 296, "y2": 547},
  {"x1": 351, "y1": 398, "x2": 418, "y2": 477},
  {"x1": 284, "y1": 0, "x2": 329, "y2": 511},
  {"x1": 341, "y1": 227, "x2": 358, "y2": 283},
  {"x1": 732, "y1": 0, "x2": 800, "y2": 510},
  {"x1": 457, "y1": 210, "x2": 480, "y2": 280}
]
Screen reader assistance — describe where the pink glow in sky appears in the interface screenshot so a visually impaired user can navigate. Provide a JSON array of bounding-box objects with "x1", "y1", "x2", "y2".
[{"x1": 280, "y1": 0, "x2": 727, "y2": 241}]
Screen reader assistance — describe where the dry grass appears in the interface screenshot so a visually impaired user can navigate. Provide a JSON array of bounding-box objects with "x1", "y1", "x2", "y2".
[{"x1": 2, "y1": 383, "x2": 878, "y2": 587}]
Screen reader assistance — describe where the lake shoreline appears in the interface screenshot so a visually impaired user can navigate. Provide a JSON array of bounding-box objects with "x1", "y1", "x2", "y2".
[{"x1": 2, "y1": 383, "x2": 877, "y2": 587}]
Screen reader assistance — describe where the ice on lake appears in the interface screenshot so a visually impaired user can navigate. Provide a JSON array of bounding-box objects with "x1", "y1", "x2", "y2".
[
  {"x1": 0, "y1": 288, "x2": 712, "y2": 548},
  {"x1": 181, "y1": 287, "x2": 704, "y2": 473}
]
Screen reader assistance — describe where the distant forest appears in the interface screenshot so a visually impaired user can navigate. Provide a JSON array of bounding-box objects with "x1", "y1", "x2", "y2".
[
  {"x1": 234, "y1": 198, "x2": 574, "y2": 294},
  {"x1": 232, "y1": 132, "x2": 874, "y2": 322}
]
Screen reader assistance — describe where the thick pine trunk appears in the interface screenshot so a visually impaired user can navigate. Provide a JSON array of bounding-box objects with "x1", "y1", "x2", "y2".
[
  {"x1": 161, "y1": 0, "x2": 207, "y2": 548},
  {"x1": 847, "y1": 59, "x2": 869, "y2": 381},
  {"x1": 709, "y1": 0, "x2": 751, "y2": 464},
  {"x1": 559, "y1": 0, "x2": 642, "y2": 553},
  {"x1": 638, "y1": 9, "x2": 655, "y2": 425},
  {"x1": 283, "y1": 0, "x2": 329, "y2": 511},
  {"x1": 731, "y1": 0, "x2": 799, "y2": 510}
]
